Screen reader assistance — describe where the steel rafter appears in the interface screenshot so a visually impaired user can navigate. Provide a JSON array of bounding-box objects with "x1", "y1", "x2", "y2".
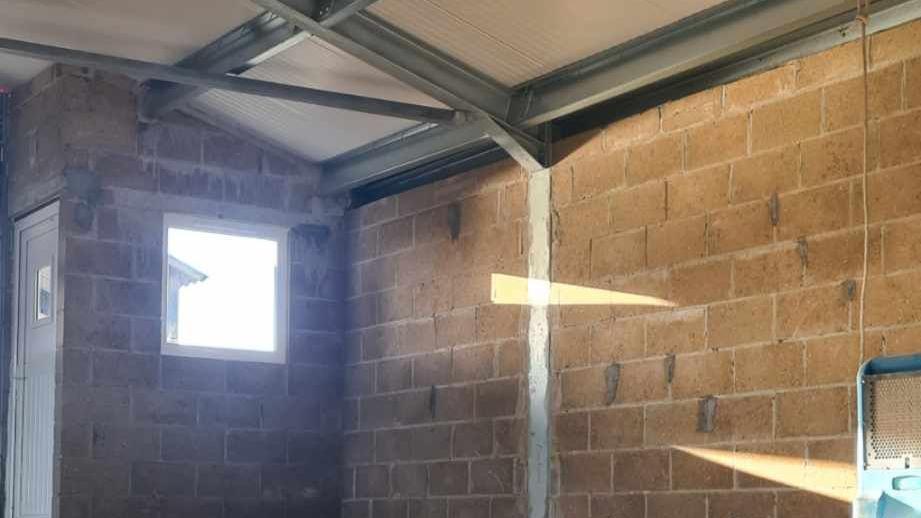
[
  {"x1": 142, "y1": 0, "x2": 380, "y2": 118},
  {"x1": 251, "y1": 0, "x2": 549, "y2": 176},
  {"x1": 0, "y1": 37, "x2": 458, "y2": 124},
  {"x1": 508, "y1": 0, "x2": 858, "y2": 127},
  {"x1": 320, "y1": 0, "x2": 919, "y2": 196}
]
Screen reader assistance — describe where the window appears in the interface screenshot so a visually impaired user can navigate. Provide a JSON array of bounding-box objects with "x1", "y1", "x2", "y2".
[{"x1": 161, "y1": 213, "x2": 289, "y2": 363}]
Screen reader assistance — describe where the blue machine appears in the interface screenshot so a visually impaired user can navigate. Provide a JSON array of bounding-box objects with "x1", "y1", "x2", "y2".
[{"x1": 855, "y1": 354, "x2": 921, "y2": 517}]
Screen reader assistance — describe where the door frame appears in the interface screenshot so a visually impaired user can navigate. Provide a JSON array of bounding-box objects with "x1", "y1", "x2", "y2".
[{"x1": 4, "y1": 201, "x2": 59, "y2": 518}]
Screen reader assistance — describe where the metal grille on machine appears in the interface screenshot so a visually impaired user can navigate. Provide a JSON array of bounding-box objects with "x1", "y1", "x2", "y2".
[{"x1": 866, "y1": 374, "x2": 921, "y2": 468}]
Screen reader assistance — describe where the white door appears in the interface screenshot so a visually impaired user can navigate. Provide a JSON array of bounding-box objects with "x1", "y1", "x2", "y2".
[{"x1": 5, "y1": 203, "x2": 58, "y2": 518}]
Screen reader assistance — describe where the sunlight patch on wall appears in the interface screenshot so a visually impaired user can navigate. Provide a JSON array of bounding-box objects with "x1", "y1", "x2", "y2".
[
  {"x1": 490, "y1": 273, "x2": 677, "y2": 307},
  {"x1": 677, "y1": 446, "x2": 856, "y2": 502}
]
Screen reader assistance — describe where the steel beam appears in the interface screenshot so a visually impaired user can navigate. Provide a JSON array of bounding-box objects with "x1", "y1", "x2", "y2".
[
  {"x1": 349, "y1": 145, "x2": 507, "y2": 205},
  {"x1": 141, "y1": 12, "x2": 305, "y2": 118},
  {"x1": 253, "y1": 0, "x2": 511, "y2": 117},
  {"x1": 0, "y1": 37, "x2": 459, "y2": 124},
  {"x1": 142, "y1": 0, "x2": 381, "y2": 118},
  {"x1": 316, "y1": 0, "x2": 382, "y2": 27},
  {"x1": 334, "y1": 0, "x2": 920, "y2": 197},
  {"x1": 321, "y1": 122, "x2": 491, "y2": 194},
  {"x1": 508, "y1": 0, "x2": 861, "y2": 127},
  {"x1": 252, "y1": 0, "x2": 547, "y2": 174}
]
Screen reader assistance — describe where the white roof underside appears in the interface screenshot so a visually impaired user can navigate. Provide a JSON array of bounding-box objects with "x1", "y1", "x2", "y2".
[
  {"x1": 189, "y1": 37, "x2": 446, "y2": 162},
  {"x1": 369, "y1": 0, "x2": 727, "y2": 86},
  {"x1": 0, "y1": 0, "x2": 262, "y2": 85},
  {"x1": 0, "y1": 0, "x2": 727, "y2": 163}
]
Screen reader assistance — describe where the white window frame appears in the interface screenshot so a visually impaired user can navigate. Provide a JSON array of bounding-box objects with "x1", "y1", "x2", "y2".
[{"x1": 161, "y1": 212, "x2": 290, "y2": 364}]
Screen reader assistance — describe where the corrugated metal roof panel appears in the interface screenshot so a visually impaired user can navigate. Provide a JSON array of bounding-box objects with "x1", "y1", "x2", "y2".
[
  {"x1": 0, "y1": 0, "x2": 261, "y2": 87},
  {"x1": 190, "y1": 36, "x2": 446, "y2": 162},
  {"x1": 369, "y1": 0, "x2": 727, "y2": 86}
]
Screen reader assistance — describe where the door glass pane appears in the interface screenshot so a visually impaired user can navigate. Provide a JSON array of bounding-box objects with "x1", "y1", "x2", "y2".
[{"x1": 34, "y1": 265, "x2": 51, "y2": 321}]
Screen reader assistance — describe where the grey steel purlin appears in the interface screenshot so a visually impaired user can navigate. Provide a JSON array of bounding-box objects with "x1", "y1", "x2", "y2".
[
  {"x1": 142, "y1": 0, "x2": 382, "y2": 118},
  {"x1": 321, "y1": 0, "x2": 919, "y2": 195},
  {"x1": 252, "y1": 0, "x2": 548, "y2": 176},
  {"x1": 0, "y1": 37, "x2": 458, "y2": 124}
]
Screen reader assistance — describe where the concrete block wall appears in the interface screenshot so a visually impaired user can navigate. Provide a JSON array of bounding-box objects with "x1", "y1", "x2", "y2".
[
  {"x1": 549, "y1": 18, "x2": 921, "y2": 518},
  {"x1": 347, "y1": 18, "x2": 921, "y2": 518},
  {"x1": 344, "y1": 162, "x2": 530, "y2": 518},
  {"x1": 7, "y1": 66, "x2": 347, "y2": 518}
]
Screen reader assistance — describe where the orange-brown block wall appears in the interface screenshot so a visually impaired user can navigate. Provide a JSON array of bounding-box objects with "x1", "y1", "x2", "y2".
[
  {"x1": 550, "y1": 18, "x2": 921, "y2": 518},
  {"x1": 344, "y1": 164, "x2": 531, "y2": 518},
  {"x1": 345, "y1": 18, "x2": 921, "y2": 518}
]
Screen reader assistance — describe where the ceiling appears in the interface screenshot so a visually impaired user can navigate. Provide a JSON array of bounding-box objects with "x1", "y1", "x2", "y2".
[
  {"x1": 0, "y1": 0, "x2": 262, "y2": 84},
  {"x1": 369, "y1": 0, "x2": 726, "y2": 87},
  {"x1": 190, "y1": 37, "x2": 445, "y2": 161},
  {"x1": 0, "y1": 0, "x2": 727, "y2": 163}
]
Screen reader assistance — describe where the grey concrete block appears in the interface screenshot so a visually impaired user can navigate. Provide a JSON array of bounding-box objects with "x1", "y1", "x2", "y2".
[
  {"x1": 96, "y1": 207, "x2": 162, "y2": 247},
  {"x1": 162, "y1": 356, "x2": 225, "y2": 392},
  {"x1": 342, "y1": 501, "x2": 372, "y2": 518},
  {"x1": 95, "y1": 278, "x2": 160, "y2": 318},
  {"x1": 132, "y1": 390, "x2": 197, "y2": 426},
  {"x1": 61, "y1": 349, "x2": 91, "y2": 385},
  {"x1": 226, "y1": 362, "x2": 285, "y2": 396},
  {"x1": 57, "y1": 497, "x2": 91, "y2": 518},
  {"x1": 226, "y1": 430, "x2": 286, "y2": 463},
  {"x1": 92, "y1": 424, "x2": 160, "y2": 461},
  {"x1": 292, "y1": 299, "x2": 344, "y2": 332},
  {"x1": 65, "y1": 237, "x2": 133, "y2": 278},
  {"x1": 92, "y1": 497, "x2": 160, "y2": 518},
  {"x1": 203, "y1": 133, "x2": 261, "y2": 173},
  {"x1": 198, "y1": 395, "x2": 260, "y2": 429},
  {"x1": 286, "y1": 499, "x2": 342, "y2": 518},
  {"x1": 224, "y1": 500, "x2": 286, "y2": 518},
  {"x1": 158, "y1": 163, "x2": 223, "y2": 201},
  {"x1": 59, "y1": 458, "x2": 131, "y2": 498},
  {"x1": 161, "y1": 427, "x2": 225, "y2": 462},
  {"x1": 154, "y1": 123, "x2": 203, "y2": 163},
  {"x1": 92, "y1": 350, "x2": 159, "y2": 388},
  {"x1": 197, "y1": 464, "x2": 260, "y2": 499},
  {"x1": 160, "y1": 498, "x2": 224, "y2": 518},
  {"x1": 287, "y1": 431, "x2": 338, "y2": 464},
  {"x1": 289, "y1": 332, "x2": 343, "y2": 366},
  {"x1": 392, "y1": 463, "x2": 427, "y2": 498},
  {"x1": 62, "y1": 309, "x2": 131, "y2": 350},
  {"x1": 288, "y1": 364, "x2": 341, "y2": 400},
  {"x1": 94, "y1": 153, "x2": 157, "y2": 192},
  {"x1": 223, "y1": 172, "x2": 285, "y2": 209},
  {"x1": 131, "y1": 317, "x2": 161, "y2": 353},
  {"x1": 131, "y1": 461, "x2": 196, "y2": 497},
  {"x1": 60, "y1": 422, "x2": 92, "y2": 459},
  {"x1": 260, "y1": 397, "x2": 336, "y2": 432},
  {"x1": 63, "y1": 273, "x2": 94, "y2": 310},
  {"x1": 261, "y1": 463, "x2": 337, "y2": 502},
  {"x1": 62, "y1": 385, "x2": 131, "y2": 425},
  {"x1": 133, "y1": 246, "x2": 161, "y2": 282}
]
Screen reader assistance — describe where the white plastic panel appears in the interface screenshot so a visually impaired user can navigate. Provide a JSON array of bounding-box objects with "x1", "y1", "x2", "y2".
[
  {"x1": 191, "y1": 37, "x2": 446, "y2": 161},
  {"x1": 370, "y1": 0, "x2": 728, "y2": 86},
  {"x1": 6, "y1": 203, "x2": 58, "y2": 518}
]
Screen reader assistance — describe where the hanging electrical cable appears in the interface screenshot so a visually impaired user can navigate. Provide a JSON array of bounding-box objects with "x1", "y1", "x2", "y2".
[{"x1": 856, "y1": 0, "x2": 871, "y2": 360}]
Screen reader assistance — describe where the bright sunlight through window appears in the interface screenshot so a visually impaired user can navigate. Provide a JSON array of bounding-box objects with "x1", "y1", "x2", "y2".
[{"x1": 161, "y1": 214, "x2": 289, "y2": 363}]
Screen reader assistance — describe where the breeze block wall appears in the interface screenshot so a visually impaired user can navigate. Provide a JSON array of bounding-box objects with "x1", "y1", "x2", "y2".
[
  {"x1": 7, "y1": 65, "x2": 347, "y2": 518},
  {"x1": 550, "y1": 18, "x2": 921, "y2": 518},
  {"x1": 343, "y1": 163, "x2": 530, "y2": 518}
]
